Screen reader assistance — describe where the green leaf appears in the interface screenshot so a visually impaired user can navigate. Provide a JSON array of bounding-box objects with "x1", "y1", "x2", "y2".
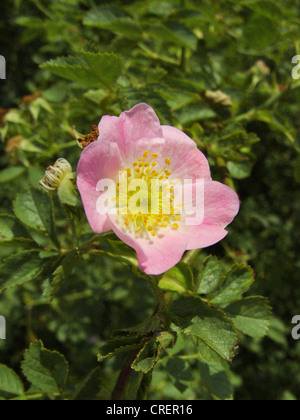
[
  {"x1": 171, "y1": 297, "x2": 239, "y2": 361},
  {"x1": 0, "y1": 365, "x2": 25, "y2": 399},
  {"x1": 43, "y1": 251, "x2": 78, "y2": 301},
  {"x1": 41, "y1": 56, "x2": 102, "y2": 87},
  {"x1": 105, "y1": 239, "x2": 149, "y2": 279},
  {"x1": 72, "y1": 368, "x2": 102, "y2": 401},
  {"x1": 165, "y1": 357, "x2": 193, "y2": 394},
  {"x1": 208, "y1": 265, "x2": 255, "y2": 305},
  {"x1": 243, "y1": 14, "x2": 278, "y2": 51},
  {"x1": 98, "y1": 335, "x2": 147, "y2": 362},
  {"x1": 80, "y1": 52, "x2": 123, "y2": 87},
  {"x1": 196, "y1": 255, "x2": 222, "y2": 294},
  {"x1": 159, "y1": 262, "x2": 194, "y2": 294},
  {"x1": 225, "y1": 296, "x2": 272, "y2": 338},
  {"x1": 0, "y1": 251, "x2": 47, "y2": 293},
  {"x1": 41, "y1": 52, "x2": 123, "y2": 88},
  {"x1": 132, "y1": 340, "x2": 161, "y2": 374},
  {"x1": 0, "y1": 166, "x2": 25, "y2": 183},
  {"x1": 13, "y1": 188, "x2": 59, "y2": 249},
  {"x1": 199, "y1": 361, "x2": 233, "y2": 400},
  {"x1": 148, "y1": 21, "x2": 198, "y2": 51},
  {"x1": 22, "y1": 340, "x2": 69, "y2": 394},
  {"x1": 227, "y1": 161, "x2": 253, "y2": 180},
  {"x1": 83, "y1": 6, "x2": 142, "y2": 39},
  {"x1": 0, "y1": 214, "x2": 34, "y2": 247}
]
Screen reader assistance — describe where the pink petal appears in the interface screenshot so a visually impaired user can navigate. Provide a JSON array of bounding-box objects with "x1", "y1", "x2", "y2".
[
  {"x1": 202, "y1": 180, "x2": 240, "y2": 227},
  {"x1": 98, "y1": 103, "x2": 165, "y2": 164},
  {"x1": 77, "y1": 141, "x2": 124, "y2": 233},
  {"x1": 185, "y1": 224, "x2": 228, "y2": 249},
  {"x1": 107, "y1": 214, "x2": 189, "y2": 275},
  {"x1": 181, "y1": 180, "x2": 240, "y2": 249},
  {"x1": 161, "y1": 125, "x2": 211, "y2": 180}
]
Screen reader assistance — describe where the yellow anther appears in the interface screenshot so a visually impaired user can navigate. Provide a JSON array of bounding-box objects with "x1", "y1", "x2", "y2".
[
  {"x1": 145, "y1": 168, "x2": 151, "y2": 174},
  {"x1": 143, "y1": 151, "x2": 149, "y2": 158},
  {"x1": 147, "y1": 226, "x2": 153, "y2": 231},
  {"x1": 151, "y1": 161, "x2": 157, "y2": 167},
  {"x1": 136, "y1": 227, "x2": 141, "y2": 233},
  {"x1": 161, "y1": 223, "x2": 168, "y2": 227},
  {"x1": 138, "y1": 162, "x2": 144, "y2": 167},
  {"x1": 138, "y1": 158, "x2": 145, "y2": 162},
  {"x1": 135, "y1": 167, "x2": 140, "y2": 173},
  {"x1": 165, "y1": 170, "x2": 172, "y2": 176},
  {"x1": 144, "y1": 162, "x2": 150, "y2": 167},
  {"x1": 133, "y1": 162, "x2": 138, "y2": 167},
  {"x1": 151, "y1": 230, "x2": 156, "y2": 237},
  {"x1": 174, "y1": 216, "x2": 181, "y2": 221},
  {"x1": 152, "y1": 153, "x2": 158, "y2": 159},
  {"x1": 172, "y1": 223, "x2": 179, "y2": 230},
  {"x1": 165, "y1": 158, "x2": 171, "y2": 165}
]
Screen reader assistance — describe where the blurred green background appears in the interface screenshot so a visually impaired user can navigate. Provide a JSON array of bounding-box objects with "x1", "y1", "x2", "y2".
[{"x1": 0, "y1": 0, "x2": 300, "y2": 400}]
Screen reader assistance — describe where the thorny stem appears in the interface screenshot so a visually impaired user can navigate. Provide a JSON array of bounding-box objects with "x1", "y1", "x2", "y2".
[
  {"x1": 111, "y1": 277, "x2": 173, "y2": 399},
  {"x1": 112, "y1": 348, "x2": 141, "y2": 400}
]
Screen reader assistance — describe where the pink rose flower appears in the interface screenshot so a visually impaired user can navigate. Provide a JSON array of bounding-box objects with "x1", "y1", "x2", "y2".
[{"x1": 77, "y1": 103, "x2": 240, "y2": 275}]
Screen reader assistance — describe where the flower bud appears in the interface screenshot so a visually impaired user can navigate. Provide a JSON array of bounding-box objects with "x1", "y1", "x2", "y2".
[
  {"x1": 40, "y1": 158, "x2": 79, "y2": 206},
  {"x1": 40, "y1": 158, "x2": 73, "y2": 192},
  {"x1": 204, "y1": 90, "x2": 233, "y2": 108}
]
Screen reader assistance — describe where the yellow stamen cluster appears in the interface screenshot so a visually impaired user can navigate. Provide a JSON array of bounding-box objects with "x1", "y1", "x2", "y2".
[{"x1": 116, "y1": 151, "x2": 181, "y2": 237}]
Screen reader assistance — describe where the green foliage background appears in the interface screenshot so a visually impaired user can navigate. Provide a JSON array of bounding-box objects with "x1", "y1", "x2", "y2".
[{"x1": 0, "y1": 0, "x2": 299, "y2": 400}]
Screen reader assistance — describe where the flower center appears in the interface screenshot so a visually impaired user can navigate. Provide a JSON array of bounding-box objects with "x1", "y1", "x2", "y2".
[{"x1": 116, "y1": 151, "x2": 181, "y2": 237}]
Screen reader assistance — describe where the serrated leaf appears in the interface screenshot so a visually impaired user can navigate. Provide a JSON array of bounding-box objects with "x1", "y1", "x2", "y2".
[
  {"x1": 225, "y1": 296, "x2": 272, "y2": 338},
  {"x1": 98, "y1": 335, "x2": 146, "y2": 362},
  {"x1": 22, "y1": 340, "x2": 69, "y2": 394},
  {"x1": 171, "y1": 297, "x2": 238, "y2": 361},
  {"x1": 41, "y1": 52, "x2": 123, "y2": 88},
  {"x1": 0, "y1": 251, "x2": 47, "y2": 293},
  {"x1": 165, "y1": 357, "x2": 193, "y2": 394},
  {"x1": 148, "y1": 21, "x2": 197, "y2": 51},
  {"x1": 0, "y1": 166, "x2": 25, "y2": 183},
  {"x1": 196, "y1": 255, "x2": 222, "y2": 294},
  {"x1": 208, "y1": 265, "x2": 254, "y2": 305},
  {"x1": 43, "y1": 251, "x2": 78, "y2": 301},
  {"x1": 105, "y1": 239, "x2": 149, "y2": 280},
  {"x1": 159, "y1": 262, "x2": 194, "y2": 294},
  {"x1": 199, "y1": 361, "x2": 233, "y2": 400},
  {"x1": 83, "y1": 6, "x2": 142, "y2": 39},
  {"x1": 72, "y1": 368, "x2": 102, "y2": 401},
  {"x1": 13, "y1": 188, "x2": 59, "y2": 249},
  {"x1": 80, "y1": 52, "x2": 123, "y2": 87},
  {"x1": 0, "y1": 214, "x2": 34, "y2": 247},
  {"x1": 0, "y1": 365, "x2": 24, "y2": 399},
  {"x1": 132, "y1": 340, "x2": 161, "y2": 374}
]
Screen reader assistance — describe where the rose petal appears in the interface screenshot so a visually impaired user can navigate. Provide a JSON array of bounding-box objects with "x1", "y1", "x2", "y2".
[
  {"x1": 161, "y1": 125, "x2": 211, "y2": 180},
  {"x1": 107, "y1": 214, "x2": 189, "y2": 275},
  {"x1": 77, "y1": 140, "x2": 124, "y2": 233},
  {"x1": 98, "y1": 103, "x2": 165, "y2": 164}
]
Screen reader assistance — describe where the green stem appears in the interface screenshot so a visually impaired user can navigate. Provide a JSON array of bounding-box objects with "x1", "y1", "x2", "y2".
[
  {"x1": 50, "y1": 195, "x2": 61, "y2": 251},
  {"x1": 63, "y1": 206, "x2": 81, "y2": 255}
]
